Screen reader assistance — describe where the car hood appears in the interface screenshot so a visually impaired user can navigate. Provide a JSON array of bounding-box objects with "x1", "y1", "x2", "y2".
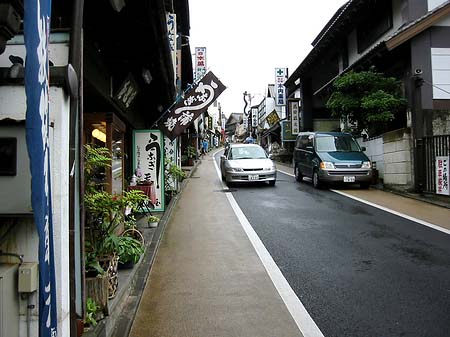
[
  {"x1": 228, "y1": 158, "x2": 274, "y2": 169},
  {"x1": 319, "y1": 151, "x2": 370, "y2": 163}
]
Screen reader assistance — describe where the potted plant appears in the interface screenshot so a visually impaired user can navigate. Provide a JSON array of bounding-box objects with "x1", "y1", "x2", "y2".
[
  {"x1": 117, "y1": 235, "x2": 144, "y2": 269},
  {"x1": 164, "y1": 159, "x2": 186, "y2": 203},
  {"x1": 84, "y1": 145, "x2": 149, "y2": 301},
  {"x1": 185, "y1": 145, "x2": 196, "y2": 166},
  {"x1": 148, "y1": 215, "x2": 160, "y2": 228}
]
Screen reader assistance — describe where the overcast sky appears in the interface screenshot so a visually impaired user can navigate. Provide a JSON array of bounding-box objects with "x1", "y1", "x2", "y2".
[{"x1": 188, "y1": 0, "x2": 348, "y2": 117}]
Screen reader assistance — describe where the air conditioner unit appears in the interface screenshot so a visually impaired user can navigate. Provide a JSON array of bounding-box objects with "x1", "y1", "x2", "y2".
[{"x1": 0, "y1": 264, "x2": 19, "y2": 337}]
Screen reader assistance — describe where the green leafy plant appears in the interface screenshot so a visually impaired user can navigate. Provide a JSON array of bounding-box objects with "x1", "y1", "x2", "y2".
[
  {"x1": 326, "y1": 68, "x2": 407, "y2": 137},
  {"x1": 164, "y1": 159, "x2": 186, "y2": 198},
  {"x1": 117, "y1": 235, "x2": 144, "y2": 264},
  {"x1": 185, "y1": 145, "x2": 196, "y2": 159},
  {"x1": 84, "y1": 145, "x2": 149, "y2": 275},
  {"x1": 84, "y1": 297, "x2": 99, "y2": 327},
  {"x1": 148, "y1": 215, "x2": 160, "y2": 223}
]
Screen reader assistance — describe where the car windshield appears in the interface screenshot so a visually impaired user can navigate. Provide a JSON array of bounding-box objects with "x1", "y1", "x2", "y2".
[
  {"x1": 315, "y1": 135, "x2": 361, "y2": 152},
  {"x1": 229, "y1": 146, "x2": 267, "y2": 160}
]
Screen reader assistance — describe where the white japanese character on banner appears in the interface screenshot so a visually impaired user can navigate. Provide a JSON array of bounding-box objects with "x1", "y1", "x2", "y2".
[
  {"x1": 164, "y1": 116, "x2": 178, "y2": 131},
  {"x1": 178, "y1": 111, "x2": 194, "y2": 125}
]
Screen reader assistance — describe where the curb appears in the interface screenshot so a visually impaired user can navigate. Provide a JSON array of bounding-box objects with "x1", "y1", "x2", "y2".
[
  {"x1": 110, "y1": 160, "x2": 201, "y2": 337},
  {"x1": 274, "y1": 160, "x2": 450, "y2": 210}
]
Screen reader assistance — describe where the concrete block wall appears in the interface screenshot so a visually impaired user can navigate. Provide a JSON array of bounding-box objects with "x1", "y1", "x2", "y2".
[{"x1": 383, "y1": 128, "x2": 414, "y2": 188}]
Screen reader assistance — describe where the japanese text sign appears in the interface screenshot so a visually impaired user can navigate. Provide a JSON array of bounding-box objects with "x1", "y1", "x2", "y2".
[
  {"x1": 275, "y1": 68, "x2": 288, "y2": 106},
  {"x1": 289, "y1": 99, "x2": 300, "y2": 135},
  {"x1": 24, "y1": 0, "x2": 58, "y2": 335},
  {"x1": 436, "y1": 156, "x2": 449, "y2": 195},
  {"x1": 195, "y1": 47, "x2": 207, "y2": 81},
  {"x1": 160, "y1": 71, "x2": 226, "y2": 140}
]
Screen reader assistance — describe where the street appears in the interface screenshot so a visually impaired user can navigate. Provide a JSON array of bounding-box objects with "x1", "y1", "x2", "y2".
[{"x1": 214, "y1": 151, "x2": 450, "y2": 337}]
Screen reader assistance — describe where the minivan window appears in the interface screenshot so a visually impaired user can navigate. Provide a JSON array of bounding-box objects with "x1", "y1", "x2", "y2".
[{"x1": 315, "y1": 135, "x2": 361, "y2": 152}]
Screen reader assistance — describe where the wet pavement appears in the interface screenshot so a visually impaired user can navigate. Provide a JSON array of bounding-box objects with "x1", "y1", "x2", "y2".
[{"x1": 125, "y1": 152, "x2": 450, "y2": 337}]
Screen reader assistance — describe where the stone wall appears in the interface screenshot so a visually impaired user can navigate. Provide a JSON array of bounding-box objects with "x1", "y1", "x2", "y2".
[{"x1": 383, "y1": 128, "x2": 414, "y2": 189}]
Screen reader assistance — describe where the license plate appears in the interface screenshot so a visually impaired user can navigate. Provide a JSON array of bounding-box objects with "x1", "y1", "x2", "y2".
[
  {"x1": 343, "y1": 176, "x2": 355, "y2": 183},
  {"x1": 248, "y1": 174, "x2": 259, "y2": 181}
]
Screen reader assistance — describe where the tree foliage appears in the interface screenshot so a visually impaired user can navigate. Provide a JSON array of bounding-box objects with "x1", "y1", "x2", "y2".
[{"x1": 326, "y1": 69, "x2": 407, "y2": 136}]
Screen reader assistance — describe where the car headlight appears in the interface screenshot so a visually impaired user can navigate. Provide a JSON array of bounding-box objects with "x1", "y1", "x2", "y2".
[
  {"x1": 361, "y1": 161, "x2": 371, "y2": 169},
  {"x1": 264, "y1": 166, "x2": 275, "y2": 171},
  {"x1": 229, "y1": 167, "x2": 243, "y2": 172},
  {"x1": 319, "y1": 161, "x2": 335, "y2": 170}
]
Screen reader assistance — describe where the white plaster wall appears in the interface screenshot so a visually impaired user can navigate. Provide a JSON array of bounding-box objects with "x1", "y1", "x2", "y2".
[
  {"x1": 431, "y1": 48, "x2": 450, "y2": 99},
  {"x1": 428, "y1": 0, "x2": 448, "y2": 11},
  {"x1": 0, "y1": 86, "x2": 70, "y2": 337},
  {"x1": 49, "y1": 87, "x2": 71, "y2": 337}
]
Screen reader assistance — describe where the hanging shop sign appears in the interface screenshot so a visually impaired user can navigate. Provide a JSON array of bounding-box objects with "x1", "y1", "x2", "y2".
[
  {"x1": 436, "y1": 156, "x2": 449, "y2": 195},
  {"x1": 160, "y1": 71, "x2": 226, "y2": 141},
  {"x1": 166, "y1": 13, "x2": 177, "y2": 84},
  {"x1": 24, "y1": 0, "x2": 58, "y2": 335},
  {"x1": 195, "y1": 47, "x2": 207, "y2": 82},
  {"x1": 114, "y1": 74, "x2": 139, "y2": 110},
  {"x1": 266, "y1": 109, "x2": 280, "y2": 127},
  {"x1": 289, "y1": 99, "x2": 300, "y2": 135},
  {"x1": 251, "y1": 107, "x2": 258, "y2": 128},
  {"x1": 275, "y1": 68, "x2": 288, "y2": 106},
  {"x1": 133, "y1": 130, "x2": 165, "y2": 211}
]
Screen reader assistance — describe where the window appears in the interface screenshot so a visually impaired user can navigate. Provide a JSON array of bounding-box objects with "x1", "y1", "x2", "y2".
[
  {"x1": 357, "y1": 1, "x2": 393, "y2": 53},
  {"x1": 315, "y1": 135, "x2": 361, "y2": 152}
]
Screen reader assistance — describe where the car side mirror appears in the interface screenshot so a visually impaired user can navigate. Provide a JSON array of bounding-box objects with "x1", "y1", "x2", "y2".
[
  {"x1": 220, "y1": 155, "x2": 226, "y2": 160},
  {"x1": 268, "y1": 154, "x2": 273, "y2": 159},
  {"x1": 361, "y1": 146, "x2": 366, "y2": 152}
]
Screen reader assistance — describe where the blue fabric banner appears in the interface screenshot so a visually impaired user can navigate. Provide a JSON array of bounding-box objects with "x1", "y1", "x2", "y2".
[{"x1": 24, "y1": 0, "x2": 58, "y2": 336}]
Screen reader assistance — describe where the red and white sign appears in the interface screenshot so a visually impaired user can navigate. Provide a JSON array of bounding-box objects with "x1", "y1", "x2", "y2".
[
  {"x1": 195, "y1": 47, "x2": 207, "y2": 82},
  {"x1": 436, "y1": 156, "x2": 449, "y2": 195}
]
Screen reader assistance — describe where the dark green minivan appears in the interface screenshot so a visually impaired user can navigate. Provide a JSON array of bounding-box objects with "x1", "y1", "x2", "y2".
[{"x1": 293, "y1": 132, "x2": 373, "y2": 189}]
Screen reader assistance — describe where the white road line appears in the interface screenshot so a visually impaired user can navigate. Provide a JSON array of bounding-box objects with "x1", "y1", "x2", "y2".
[
  {"x1": 276, "y1": 167, "x2": 450, "y2": 235},
  {"x1": 212, "y1": 152, "x2": 324, "y2": 337}
]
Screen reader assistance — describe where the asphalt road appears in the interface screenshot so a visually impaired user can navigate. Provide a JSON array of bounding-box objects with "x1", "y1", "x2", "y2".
[{"x1": 215, "y1": 152, "x2": 450, "y2": 337}]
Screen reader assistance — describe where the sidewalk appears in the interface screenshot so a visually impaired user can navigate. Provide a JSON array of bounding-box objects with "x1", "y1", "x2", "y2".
[
  {"x1": 128, "y1": 152, "x2": 303, "y2": 337},
  {"x1": 118, "y1": 152, "x2": 450, "y2": 337}
]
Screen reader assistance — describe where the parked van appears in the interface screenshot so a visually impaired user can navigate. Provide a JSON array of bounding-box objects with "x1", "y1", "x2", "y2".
[{"x1": 293, "y1": 132, "x2": 373, "y2": 189}]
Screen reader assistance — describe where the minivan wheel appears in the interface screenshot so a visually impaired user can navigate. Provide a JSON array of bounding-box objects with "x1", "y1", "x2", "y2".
[
  {"x1": 312, "y1": 170, "x2": 322, "y2": 189},
  {"x1": 294, "y1": 165, "x2": 303, "y2": 182}
]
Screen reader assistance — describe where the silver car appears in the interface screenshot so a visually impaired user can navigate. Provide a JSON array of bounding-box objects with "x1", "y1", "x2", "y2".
[{"x1": 220, "y1": 144, "x2": 277, "y2": 186}]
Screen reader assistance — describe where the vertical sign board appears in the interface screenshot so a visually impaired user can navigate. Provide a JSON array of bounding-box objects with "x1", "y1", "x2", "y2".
[
  {"x1": 195, "y1": 47, "x2": 207, "y2": 82},
  {"x1": 281, "y1": 121, "x2": 297, "y2": 142},
  {"x1": 251, "y1": 107, "x2": 258, "y2": 128},
  {"x1": 436, "y1": 156, "x2": 450, "y2": 195},
  {"x1": 164, "y1": 137, "x2": 178, "y2": 192},
  {"x1": 166, "y1": 13, "x2": 177, "y2": 86},
  {"x1": 133, "y1": 130, "x2": 165, "y2": 211},
  {"x1": 290, "y1": 100, "x2": 300, "y2": 135},
  {"x1": 24, "y1": 0, "x2": 58, "y2": 336},
  {"x1": 275, "y1": 68, "x2": 288, "y2": 106}
]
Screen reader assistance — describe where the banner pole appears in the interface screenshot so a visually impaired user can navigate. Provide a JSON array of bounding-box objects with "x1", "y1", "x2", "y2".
[{"x1": 152, "y1": 83, "x2": 194, "y2": 128}]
